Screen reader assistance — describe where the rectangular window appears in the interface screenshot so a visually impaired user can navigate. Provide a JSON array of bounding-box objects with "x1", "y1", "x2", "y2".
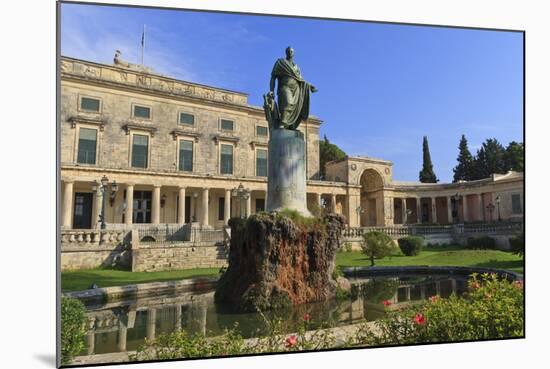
[
  {"x1": 256, "y1": 126, "x2": 268, "y2": 137},
  {"x1": 77, "y1": 128, "x2": 97, "y2": 164},
  {"x1": 256, "y1": 198, "x2": 265, "y2": 213},
  {"x1": 133, "y1": 105, "x2": 151, "y2": 119},
  {"x1": 256, "y1": 149, "x2": 268, "y2": 177},
  {"x1": 511, "y1": 194, "x2": 522, "y2": 214},
  {"x1": 131, "y1": 134, "x2": 149, "y2": 168},
  {"x1": 178, "y1": 140, "x2": 193, "y2": 172},
  {"x1": 220, "y1": 144, "x2": 233, "y2": 174},
  {"x1": 80, "y1": 97, "x2": 100, "y2": 112},
  {"x1": 220, "y1": 119, "x2": 234, "y2": 131},
  {"x1": 179, "y1": 112, "x2": 195, "y2": 126},
  {"x1": 218, "y1": 197, "x2": 225, "y2": 221}
]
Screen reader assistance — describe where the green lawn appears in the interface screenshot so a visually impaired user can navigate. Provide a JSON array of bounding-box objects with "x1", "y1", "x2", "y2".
[
  {"x1": 61, "y1": 267, "x2": 220, "y2": 292},
  {"x1": 62, "y1": 246, "x2": 523, "y2": 292},
  {"x1": 336, "y1": 245, "x2": 524, "y2": 274}
]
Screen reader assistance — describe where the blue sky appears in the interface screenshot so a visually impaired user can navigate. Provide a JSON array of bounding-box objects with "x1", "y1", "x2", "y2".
[{"x1": 60, "y1": 3, "x2": 523, "y2": 182}]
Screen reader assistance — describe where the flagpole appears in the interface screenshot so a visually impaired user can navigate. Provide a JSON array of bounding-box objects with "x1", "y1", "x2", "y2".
[{"x1": 141, "y1": 24, "x2": 145, "y2": 66}]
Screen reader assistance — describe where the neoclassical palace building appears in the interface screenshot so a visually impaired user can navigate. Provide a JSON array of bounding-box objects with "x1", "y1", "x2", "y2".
[{"x1": 60, "y1": 56, "x2": 523, "y2": 230}]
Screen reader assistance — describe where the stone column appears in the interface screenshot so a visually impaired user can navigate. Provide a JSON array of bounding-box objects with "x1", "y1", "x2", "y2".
[
  {"x1": 405, "y1": 287, "x2": 411, "y2": 301},
  {"x1": 146, "y1": 308, "x2": 156, "y2": 340},
  {"x1": 402, "y1": 198, "x2": 407, "y2": 224},
  {"x1": 331, "y1": 194, "x2": 337, "y2": 213},
  {"x1": 125, "y1": 184, "x2": 134, "y2": 225},
  {"x1": 86, "y1": 332, "x2": 95, "y2": 355},
  {"x1": 224, "y1": 189, "x2": 231, "y2": 224},
  {"x1": 431, "y1": 197, "x2": 438, "y2": 223},
  {"x1": 178, "y1": 187, "x2": 186, "y2": 224},
  {"x1": 447, "y1": 196, "x2": 453, "y2": 224},
  {"x1": 478, "y1": 193, "x2": 484, "y2": 221},
  {"x1": 62, "y1": 180, "x2": 74, "y2": 228},
  {"x1": 174, "y1": 304, "x2": 182, "y2": 331},
  {"x1": 416, "y1": 198, "x2": 422, "y2": 224},
  {"x1": 152, "y1": 185, "x2": 161, "y2": 224},
  {"x1": 420, "y1": 285, "x2": 426, "y2": 300},
  {"x1": 201, "y1": 188, "x2": 209, "y2": 227},
  {"x1": 118, "y1": 322, "x2": 127, "y2": 352},
  {"x1": 245, "y1": 194, "x2": 252, "y2": 217},
  {"x1": 315, "y1": 193, "x2": 322, "y2": 208},
  {"x1": 462, "y1": 195, "x2": 469, "y2": 223}
]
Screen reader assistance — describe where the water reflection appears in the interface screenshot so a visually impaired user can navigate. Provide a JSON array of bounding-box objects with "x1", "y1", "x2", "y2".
[{"x1": 80, "y1": 274, "x2": 468, "y2": 356}]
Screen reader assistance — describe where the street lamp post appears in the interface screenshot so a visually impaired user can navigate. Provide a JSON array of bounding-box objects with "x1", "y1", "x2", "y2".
[
  {"x1": 231, "y1": 183, "x2": 251, "y2": 219},
  {"x1": 486, "y1": 203, "x2": 495, "y2": 222},
  {"x1": 92, "y1": 175, "x2": 118, "y2": 230},
  {"x1": 452, "y1": 193, "x2": 460, "y2": 223},
  {"x1": 192, "y1": 192, "x2": 199, "y2": 222},
  {"x1": 356, "y1": 206, "x2": 364, "y2": 227},
  {"x1": 495, "y1": 195, "x2": 502, "y2": 222},
  {"x1": 405, "y1": 209, "x2": 412, "y2": 225}
]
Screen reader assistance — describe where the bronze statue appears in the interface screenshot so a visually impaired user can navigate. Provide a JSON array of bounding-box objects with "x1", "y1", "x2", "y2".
[{"x1": 264, "y1": 47, "x2": 317, "y2": 130}]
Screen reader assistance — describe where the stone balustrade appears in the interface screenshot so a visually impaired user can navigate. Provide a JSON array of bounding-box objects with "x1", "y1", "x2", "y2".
[
  {"x1": 343, "y1": 221, "x2": 523, "y2": 240},
  {"x1": 61, "y1": 229, "x2": 126, "y2": 247}
]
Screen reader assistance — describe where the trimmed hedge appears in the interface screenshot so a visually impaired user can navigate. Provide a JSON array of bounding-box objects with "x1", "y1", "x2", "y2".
[
  {"x1": 466, "y1": 236, "x2": 496, "y2": 250},
  {"x1": 61, "y1": 297, "x2": 87, "y2": 365},
  {"x1": 398, "y1": 236, "x2": 424, "y2": 256},
  {"x1": 509, "y1": 231, "x2": 524, "y2": 258}
]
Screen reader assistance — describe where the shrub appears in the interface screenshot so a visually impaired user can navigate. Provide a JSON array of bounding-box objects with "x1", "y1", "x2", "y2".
[
  {"x1": 361, "y1": 231, "x2": 395, "y2": 266},
  {"x1": 60, "y1": 297, "x2": 87, "y2": 365},
  {"x1": 398, "y1": 236, "x2": 424, "y2": 256},
  {"x1": 466, "y1": 236, "x2": 496, "y2": 250},
  {"x1": 342, "y1": 242, "x2": 353, "y2": 253},
  {"x1": 363, "y1": 273, "x2": 524, "y2": 345},
  {"x1": 509, "y1": 231, "x2": 524, "y2": 258}
]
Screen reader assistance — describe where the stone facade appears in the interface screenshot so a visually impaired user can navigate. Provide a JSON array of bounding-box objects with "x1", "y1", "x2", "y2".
[{"x1": 60, "y1": 56, "x2": 523, "y2": 232}]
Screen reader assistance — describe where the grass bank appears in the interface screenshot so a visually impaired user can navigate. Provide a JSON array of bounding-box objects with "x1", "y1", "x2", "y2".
[
  {"x1": 62, "y1": 246, "x2": 523, "y2": 292},
  {"x1": 61, "y1": 267, "x2": 220, "y2": 292},
  {"x1": 336, "y1": 245, "x2": 524, "y2": 274}
]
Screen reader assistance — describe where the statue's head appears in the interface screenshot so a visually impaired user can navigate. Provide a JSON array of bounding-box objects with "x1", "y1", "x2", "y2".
[{"x1": 285, "y1": 46, "x2": 294, "y2": 59}]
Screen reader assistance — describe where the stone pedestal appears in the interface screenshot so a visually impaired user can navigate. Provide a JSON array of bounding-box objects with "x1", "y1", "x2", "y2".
[{"x1": 267, "y1": 128, "x2": 310, "y2": 216}]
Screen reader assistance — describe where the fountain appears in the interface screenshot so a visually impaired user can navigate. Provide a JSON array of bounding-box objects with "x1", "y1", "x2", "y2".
[{"x1": 214, "y1": 46, "x2": 348, "y2": 311}]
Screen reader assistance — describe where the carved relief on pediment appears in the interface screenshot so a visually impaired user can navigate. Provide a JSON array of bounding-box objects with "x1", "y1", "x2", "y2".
[{"x1": 60, "y1": 60, "x2": 72, "y2": 73}]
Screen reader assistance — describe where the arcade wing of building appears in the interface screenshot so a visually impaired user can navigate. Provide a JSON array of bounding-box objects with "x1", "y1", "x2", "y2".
[{"x1": 60, "y1": 56, "x2": 523, "y2": 230}]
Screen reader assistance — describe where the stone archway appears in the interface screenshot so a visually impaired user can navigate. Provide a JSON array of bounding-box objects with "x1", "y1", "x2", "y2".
[{"x1": 359, "y1": 169, "x2": 385, "y2": 226}]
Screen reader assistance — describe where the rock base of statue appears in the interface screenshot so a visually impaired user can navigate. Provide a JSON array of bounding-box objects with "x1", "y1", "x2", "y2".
[
  {"x1": 266, "y1": 128, "x2": 311, "y2": 216},
  {"x1": 214, "y1": 212, "x2": 346, "y2": 312}
]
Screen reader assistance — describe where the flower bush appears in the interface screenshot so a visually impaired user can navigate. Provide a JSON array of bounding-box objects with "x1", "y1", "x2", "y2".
[
  {"x1": 365, "y1": 273, "x2": 524, "y2": 345},
  {"x1": 60, "y1": 297, "x2": 87, "y2": 365}
]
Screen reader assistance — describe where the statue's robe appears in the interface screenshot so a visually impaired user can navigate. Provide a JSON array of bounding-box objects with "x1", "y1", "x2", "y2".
[{"x1": 271, "y1": 58, "x2": 311, "y2": 129}]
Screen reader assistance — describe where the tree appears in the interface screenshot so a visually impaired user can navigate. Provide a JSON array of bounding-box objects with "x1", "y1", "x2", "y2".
[
  {"x1": 319, "y1": 135, "x2": 347, "y2": 179},
  {"x1": 361, "y1": 231, "x2": 395, "y2": 266},
  {"x1": 419, "y1": 136, "x2": 438, "y2": 183},
  {"x1": 473, "y1": 138, "x2": 507, "y2": 179},
  {"x1": 504, "y1": 141, "x2": 524, "y2": 172},
  {"x1": 453, "y1": 134, "x2": 475, "y2": 182}
]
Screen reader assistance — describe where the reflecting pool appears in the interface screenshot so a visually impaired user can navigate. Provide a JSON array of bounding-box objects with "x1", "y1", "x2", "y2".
[{"x1": 80, "y1": 274, "x2": 469, "y2": 356}]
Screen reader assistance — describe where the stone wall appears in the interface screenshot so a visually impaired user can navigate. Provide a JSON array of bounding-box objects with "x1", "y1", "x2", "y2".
[
  {"x1": 60, "y1": 229, "x2": 130, "y2": 270},
  {"x1": 131, "y1": 241, "x2": 227, "y2": 272},
  {"x1": 60, "y1": 229, "x2": 227, "y2": 272}
]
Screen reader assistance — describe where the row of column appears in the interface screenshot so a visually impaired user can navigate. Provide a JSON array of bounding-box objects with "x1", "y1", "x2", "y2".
[
  {"x1": 61, "y1": 180, "x2": 348, "y2": 229},
  {"x1": 396, "y1": 193, "x2": 487, "y2": 224},
  {"x1": 125, "y1": 185, "x2": 252, "y2": 227}
]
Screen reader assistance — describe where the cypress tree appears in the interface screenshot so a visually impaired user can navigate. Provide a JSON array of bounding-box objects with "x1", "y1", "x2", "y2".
[
  {"x1": 419, "y1": 136, "x2": 438, "y2": 183},
  {"x1": 453, "y1": 134, "x2": 475, "y2": 182}
]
